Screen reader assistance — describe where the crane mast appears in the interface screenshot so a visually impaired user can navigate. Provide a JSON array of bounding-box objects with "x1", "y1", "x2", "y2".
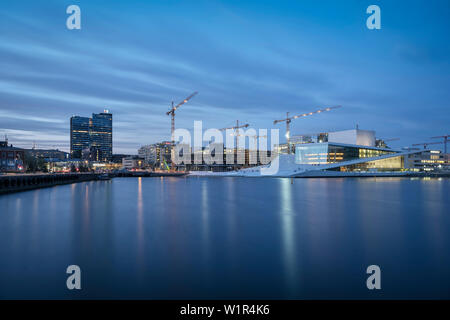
[
  {"x1": 166, "y1": 91, "x2": 198, "y2": 146},
  {"x1": 431, "y1": 135, "x2": 449, "y2": 154},
  {"x1": 219, "y1": 120, "x2": 249, "y2": 150},
  {"x1": 273, "y1": 105, "x2": 341, "y2": 154},
  {"x1": 412, "y1": 141, "x2": 443, "y2": 149}
]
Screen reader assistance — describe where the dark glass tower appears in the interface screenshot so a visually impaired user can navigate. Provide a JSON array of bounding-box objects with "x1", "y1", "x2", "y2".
[
  {"x1": 70, "y1": 111, "x2": 112, "y2": 162},
  {"x1": 91, "y1": 112, "x2": 112, "y2": 162},
  {"x1": 70, "y1": 116, "x2": 90, "y2": 159}
]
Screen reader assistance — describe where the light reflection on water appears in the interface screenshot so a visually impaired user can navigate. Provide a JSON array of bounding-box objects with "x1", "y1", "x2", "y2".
[
  {"x1": 0, "y1": 177, "x2": 449, "y2": 299},
  {"x1": 279, "y1": 178, "x2": 298, "y2": 296}
]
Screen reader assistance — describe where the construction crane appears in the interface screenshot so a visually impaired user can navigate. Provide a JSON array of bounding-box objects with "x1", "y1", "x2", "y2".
[
  {"x1": 273, "y1": 105, "x2": 341, "y2": 154},
  {"x1": 412, "y1": 141, "x2": 443, "y2": 149},
  {"x1": 249, "y1": 134, "x2": 267, "y2": 149},
  {"x1": 166, "y1": 92, "x2": 198, "y2": 145},
  {"x1": 375, "y1": 137, "x2": 399, "y2": 148},
  {"x1": 251, "y1": 134, "x2": 267, "y2": 141},
  {"x1": 219, "y1": 120, "x2": 249, "y2": 150},
  {"x1": 431, "y1": 135, "x2": 449, "y2": 153}
]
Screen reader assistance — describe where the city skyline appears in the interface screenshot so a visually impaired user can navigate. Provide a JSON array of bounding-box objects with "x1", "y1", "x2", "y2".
[{"x1": 1, "y1": 0, "x2": 449, "y2": 154}]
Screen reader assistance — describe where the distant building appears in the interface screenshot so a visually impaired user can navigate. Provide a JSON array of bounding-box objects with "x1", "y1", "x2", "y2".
[
  {"x1": 173, "y1": 143, "x2": 273, "y2": 172},
  {"x1": 25, "y1": 148, "x2": 69, "y2": 161},
  {"x1": 46, "y1": 159, "x2": 87, "y2": 173},
  {"x1": 70, "y1": 110, "x2": 112, "y2": 162},
  {"x1": 111, "y1": 154, "x2": 131, "y2": 164},
  {"x1": 138, "y1": 145, "x2": 157, "y2": 165},
  {"x1": 406, "y1": 149, "x2": 449, "y2": 171},
  {"x1": 82, "y1": 146, "x2": 103, "y2": 162},
  {"x1": 70, "y1": 116, "x2": 90, "y2": 158},
  {"x1": 295, "y1": 142, "x2": 399, "y2": 167},
  {"x1": 122, "y1": 156, "x2": 145, "y2": 170},
  {"x1": 0, "y1": 139, "x2": 25, "y2": 173},
  {"x1": 138, "y1": 141, "x2": 172, "y2": 167}
]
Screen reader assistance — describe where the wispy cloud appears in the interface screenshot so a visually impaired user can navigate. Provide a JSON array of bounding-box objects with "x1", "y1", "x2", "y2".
[{"x1": 0, "y1": 0, "x2": 449, "y2": 154}]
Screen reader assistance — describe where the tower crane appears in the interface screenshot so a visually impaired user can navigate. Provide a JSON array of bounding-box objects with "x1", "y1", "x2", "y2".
[
  {"x1": 249, "y1": 134, "x2": 268, "y2": 150},
  {"x1": 250, "y1": 134, "x2": 267, "y2": 142},
  {"x1": 273, "y1": 105, "x2": 341, "y2": 154},
  {"x1": 375, "y1": 137, "x2": 399, "y2": 148},
  {"x1": 412, "y1": 141, "x2": 443, "y2": 149},
  {"x1": 431, "y1": 135, "x2": 449, "y2": 154},
  {"x1": 219, "y1": 120, "x2": 249, "y2": 150},
  {"x1": 166, "y1": 92, "x2": 198, "y2": 146}
]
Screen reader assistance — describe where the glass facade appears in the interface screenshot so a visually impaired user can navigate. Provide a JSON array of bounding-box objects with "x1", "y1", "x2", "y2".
[
  {"x1": 70, "y1": 116, "x2": 90, "y2": 159},
  {"x1": 90, "y1": 113, "x2": 112, "y2": 162},
  {"x1": 335, "y1": 156, "x2": 404, "y2": 172},
  {"x1": 70, "y1": 112, "x2": 112, "y2": 162},
  {"x1": 295, "y1": 143, "x2": 396, "y2": 165}
]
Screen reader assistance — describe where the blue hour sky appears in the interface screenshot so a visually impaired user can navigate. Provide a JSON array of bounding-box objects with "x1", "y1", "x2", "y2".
[{"x1": 0, "y1": 0, "x2": 449, "y2": 154}]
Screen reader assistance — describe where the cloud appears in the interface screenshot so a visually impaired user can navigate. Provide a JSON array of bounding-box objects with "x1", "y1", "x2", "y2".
[{"x1": 0, "y1": 0, "x2": 449, "y2": 153}]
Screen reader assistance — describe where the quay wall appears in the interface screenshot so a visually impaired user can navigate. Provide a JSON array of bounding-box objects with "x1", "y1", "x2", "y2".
[{"x1": 0, "y1": 173, "x2": 99, "y2": 195}]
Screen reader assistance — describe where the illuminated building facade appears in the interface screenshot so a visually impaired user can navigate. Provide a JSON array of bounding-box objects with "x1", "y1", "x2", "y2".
[
  {"x1": 406, "y1": 150, "x2": 449, "y2": 171},
  {"x1": 70, "y1": 111, "x2": 112, "y2": 162},
  {"x1": 138, "y1": 142, "x2": 172, "y2": 168},
  {"x1": 296, "y1": 143, "x2": 396, "y2": 165},
  {"x1": 294, "y1": 142, "x2": 406, "y2": 172}
]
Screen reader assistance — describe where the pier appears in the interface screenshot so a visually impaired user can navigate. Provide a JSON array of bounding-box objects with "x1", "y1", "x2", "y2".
[
  {"x1": 0, "y1": 173, "x2": 98, "y2": 195},
  {"x1": 0, "y1": 171, "x2": 187, "y2": 195}
]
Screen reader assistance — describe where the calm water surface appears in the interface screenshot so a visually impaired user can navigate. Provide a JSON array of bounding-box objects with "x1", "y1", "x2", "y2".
[{"x1": 0, "y1": 177, "x2": 449, "y2": 299}]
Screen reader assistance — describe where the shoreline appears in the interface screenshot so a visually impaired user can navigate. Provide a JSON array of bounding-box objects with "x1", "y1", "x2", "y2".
[{"x1": 1, "y1": 171, "x2": 448, "y2": 195}]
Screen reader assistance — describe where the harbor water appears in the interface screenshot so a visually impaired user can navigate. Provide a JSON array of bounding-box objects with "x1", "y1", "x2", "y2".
[{"x1": 0, "y1": 177, "x2": 449, "y2": 299}]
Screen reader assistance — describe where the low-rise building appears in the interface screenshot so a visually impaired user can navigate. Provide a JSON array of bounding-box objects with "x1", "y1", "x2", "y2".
[
  {"x1": 122, "y1": 156, "x2": 145, "y2": 170},
  {"x1": 25, "y1": 148, "x2": 69, "y2": 161},
  {"x1": 111, "y1": 154, "x2": 131, "y2": 164},
  {"x1": 405, "y1": 149, "x2": 449, "y2": 171},
  {"x1": 138, "y1": 141, "x2": 172, "y2": 168},
  {"x1": 0, "y1": 140, "x2": 25, "y2": 173}
]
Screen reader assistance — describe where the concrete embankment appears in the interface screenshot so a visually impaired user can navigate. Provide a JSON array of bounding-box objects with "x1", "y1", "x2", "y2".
[
  {"x1": 0, "y1": 173, "x2": 99, "y2": 195},
  {"x1": 114, "y1": 171, "x2": 187, "y2": 177}
]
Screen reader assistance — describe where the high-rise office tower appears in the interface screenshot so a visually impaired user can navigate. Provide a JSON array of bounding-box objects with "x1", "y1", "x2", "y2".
[{"x1": 70, "y1": 110, "x2": 112, "y2": 162}]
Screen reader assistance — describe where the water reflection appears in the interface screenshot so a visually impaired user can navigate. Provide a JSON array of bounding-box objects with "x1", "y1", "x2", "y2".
[
  {"x1": 422, "y1": 179, "x2": 446, "y2": 258},
  {"x1": 201, "y1": 180, "x2": 211, "y2": 276},
  {"x1": 0, "y1": 177, "x2": 449, "y2": 299},
  {"x1": 279, "y1": 178, "x2": 298, "y2": 295},
  {"x1": 137, "y1": 177, "x2": 145, "y2": 275},
  {"x1": 225, "y1": 178, "x2": 237, "y2": 265}
]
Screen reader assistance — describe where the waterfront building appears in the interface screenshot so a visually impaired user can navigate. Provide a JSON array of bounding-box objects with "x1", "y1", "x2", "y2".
[
  {"x1": 138, "y1": 145, "x2": 158, "y2": 165},
  {"x1": 46, "y1": 159, "x2": 87, "y2": 173},
  {"x1": 289, "y1": 129, "x2": 411, "y2": 173},
  {"x1": 111, "y1": 154, "x2": 131, "y2": 164},
  {"x1": 406, "y1": 149, "x2": 449, "y2": 171},
  {"x1": 0, "y1": 139, "x2": 25, "y2": 173},
  {"x1": 82, "y1": 146, "x2": 103, "y2": 162},
  {"x1": 122, "y1": 156, "x2": 145, "y2": 170},
  {"x1": 25, "y1": 148, "x2": 69, "y2": 161},
  {"x1": 193, "y1": 128, "x2": 449, "y2": 177},
  {"x1": 70, "y1": 110, "x2": 112, "y2": 162},
  {"x1": 277, "y1": 128, "x2": 378, "y2": 155},
  {"x1": 70, "y1": 116, "x2": 90, "y2": 159},
  {"x1": 138, "y1": 141, "x2": 172, "y2": 168},
  {"x1": 174, "y1": 143, "x2": 273, "y2": 172}
]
